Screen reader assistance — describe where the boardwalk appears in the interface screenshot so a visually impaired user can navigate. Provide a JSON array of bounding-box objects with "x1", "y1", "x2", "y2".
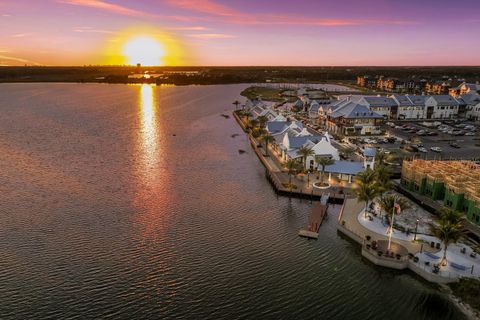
[{"x1": 299, "y1": 194, "x2": 329, "y2": 239}]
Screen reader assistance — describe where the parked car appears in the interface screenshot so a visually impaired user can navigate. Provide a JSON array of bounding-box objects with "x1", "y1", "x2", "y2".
[
  {"x1": 430, "y1": 147, "x2": 442, "y2": 152},
  {"x1": 418, "y1": 147, "x2": 428, "y2": 153},
  {"x1": 449, "y1": 143, "x2": 461, "y2": 148},
  {"x1": 465, "y1": 132, "x2": 476, "y2": 136}
]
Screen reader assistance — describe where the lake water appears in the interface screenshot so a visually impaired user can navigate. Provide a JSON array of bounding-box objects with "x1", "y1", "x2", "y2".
[{"x1": 0, "y1": 83, "x2": 464, "y2": 320}]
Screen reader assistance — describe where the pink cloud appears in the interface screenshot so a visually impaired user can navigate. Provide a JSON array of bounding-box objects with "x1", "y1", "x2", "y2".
[
  {"x1": 163, "y1": 0, "x2": 417, "y2": 26},
  {"x1": 188, "y1": 33, "x2": 235, "y2": 39},
  {"x1": 164, "y1": 0, "x2": 236, "y2": 16},
  {"x1": 57, "y1": 0, "x2": 147, "y2": 16}
]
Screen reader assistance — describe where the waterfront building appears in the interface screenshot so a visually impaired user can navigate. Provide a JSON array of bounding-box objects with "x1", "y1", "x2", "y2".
[
  {"x1": 401, "y1": 160, "x2": 480, "y2": 226},
  {"x1": 324, "y1": 100, "x2": 383, "y2": 135}
]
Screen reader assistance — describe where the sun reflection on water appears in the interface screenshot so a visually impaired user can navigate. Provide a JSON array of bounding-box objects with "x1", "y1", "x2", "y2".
[{"x1": 139, "y1": 84, "x2": 157, "y2": 168}]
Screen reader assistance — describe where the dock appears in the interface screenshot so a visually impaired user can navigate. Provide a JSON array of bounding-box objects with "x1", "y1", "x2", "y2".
[{"x1": 299, "y1": 193, "x2": 329, "y2": 239}]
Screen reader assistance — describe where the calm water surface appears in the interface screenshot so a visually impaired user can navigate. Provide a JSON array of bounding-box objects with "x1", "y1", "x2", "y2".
[{"x1": 0, "y1": 83, "x2": 465, "y2": 319}]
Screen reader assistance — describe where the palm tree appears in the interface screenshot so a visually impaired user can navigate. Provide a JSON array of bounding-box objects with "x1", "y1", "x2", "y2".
[
  {"x1": 316, "y1": 157, "x2": 335, "y2": 184},
  {"x1": 284, "y1": 159, "x2": 301, "y2": 190},
  {"x1": 260, "y1": 133, "x2": 275, "y2": 156},
  {"x1": 297, "y1": 146, "x2": 315, "y2": 170},
  {"x1": 248, "y1": 118, "x2": 259, "y2": 130},
  {"x1": 339, "y1": 146, "x2": 355, "y2": 160},
  {"x1": 375, "y1": 165, "x2": 393, "y2": 196},
  {"x1": 356, "y1": 168, "x2": 376, "y2": 185},
  {"x1": 243, "y1": 110, "x2": 252, "y2": 125},
  {"x1": 378, "y1": 194, "x2": 410, "y2": 219},
  {"x1": 257, "y1": 115, "x2": 269, "y2": 128},
  {"x1": 356, "y1": 181, "x2": 380, "y2": 219},
  {"x1": 430, "y1": 220, "x2": 464, "y2": 265},
  {"x1": 438, "y1": 208, "x2": 463, "y2": 224}
]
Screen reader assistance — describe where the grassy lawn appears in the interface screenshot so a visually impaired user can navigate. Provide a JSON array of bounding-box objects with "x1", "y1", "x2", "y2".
[{"x1": 240, "y1": 86, "x2": 288, "y2": 102}]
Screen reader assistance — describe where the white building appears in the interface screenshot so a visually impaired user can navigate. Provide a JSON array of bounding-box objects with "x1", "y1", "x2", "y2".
[{"x1": 424, "y1": 95, "x2": 461, "y2": 119}]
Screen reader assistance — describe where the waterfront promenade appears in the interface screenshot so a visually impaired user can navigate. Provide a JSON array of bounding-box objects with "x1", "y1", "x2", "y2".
[
  {"x1": 233, "y1": 111, "x2": 354, "y2": 201},
  {"x1": 338, "y1": 197, "x2": 480, "y2": 284}
]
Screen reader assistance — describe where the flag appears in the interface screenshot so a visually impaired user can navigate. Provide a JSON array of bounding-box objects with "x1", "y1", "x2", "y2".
[{"x1": 394, "y1": 203, "x2": 401, "y2": 215}]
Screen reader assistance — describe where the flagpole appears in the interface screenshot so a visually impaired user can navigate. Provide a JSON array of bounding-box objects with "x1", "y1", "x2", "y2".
[{"x1": 388, "y1": 205, "x2": 395, "y2": 250}]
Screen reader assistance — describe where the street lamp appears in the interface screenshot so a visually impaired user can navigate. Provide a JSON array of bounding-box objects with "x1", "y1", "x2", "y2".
[{"x1": 414, "y1": 219, "x2": 419, "y2": 241}]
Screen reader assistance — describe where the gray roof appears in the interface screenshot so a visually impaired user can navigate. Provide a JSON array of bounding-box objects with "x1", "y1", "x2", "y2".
[
  {"x1": 363, "y1": 148, "x2": 376, "y2": 157},
  {"x1": 429, "y1": 95, "x2": 460, "y2": 106},
  {"x1": 361, "y1": 96, "x2": 397, "y2": 107},
  {"x1": 331, "y1": 102, "x2": 383, "y2": 119},
  {"x1": 460, "y1": 93, "x2": 480, "y2": 105},
  {"x1": 391, "y1": 95, "x2": 413, "y2": 106},
  {"x1": 287, "y1": 134, "x2": 323, "y2": 149},
  {"x1": 266, "y1": 121, "x2": 302, "y2": 134},
  {"x1": 407, "y1": 95, "x2": 428, "y2": 105},
  {"x1": 324, "y1": 161, "x2": 364, "y2": 175}
]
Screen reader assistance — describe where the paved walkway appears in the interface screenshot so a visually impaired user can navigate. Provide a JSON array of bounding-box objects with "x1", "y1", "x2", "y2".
[{"x1": 339, "y1": 198, "x2": 437, "y2": 254}]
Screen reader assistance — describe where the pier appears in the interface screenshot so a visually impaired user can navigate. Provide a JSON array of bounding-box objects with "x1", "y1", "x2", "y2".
[{"x1": 298, "y1": 194, "x2": 329, "y2": 239}]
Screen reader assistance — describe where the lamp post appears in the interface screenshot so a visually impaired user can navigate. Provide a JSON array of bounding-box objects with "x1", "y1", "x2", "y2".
[{"x1": 414, "y1": 219, "x2": 419, "y2": 241}]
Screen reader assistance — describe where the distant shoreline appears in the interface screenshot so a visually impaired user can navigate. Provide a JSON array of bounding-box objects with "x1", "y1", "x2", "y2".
[{"x1": 1, "y1": 66, "x2": 479, "y2": 86}]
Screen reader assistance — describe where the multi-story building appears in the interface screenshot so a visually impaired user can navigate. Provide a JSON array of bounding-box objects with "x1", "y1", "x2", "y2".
[
  {"x1": 358, "y1": 96, "x2": 398, "y2": 119},
  {"x1": 449, "y1": 82, "x2": 480, "y2": 97},
  {"x1": 401, "y1": 160, "x2": 480, "y2": 226},
  {"x1": 390, "y1": 94, "x2": 427, "y2": 120},
  {"x1": 325, "y1": 100, "x2": 384, "y2": 135},
  {"x1": 356, "y1": 75, "x2": 377, "y2": 88},
  {"x1": 424, "y1": 95, "x2": 463, "y2": 119}
]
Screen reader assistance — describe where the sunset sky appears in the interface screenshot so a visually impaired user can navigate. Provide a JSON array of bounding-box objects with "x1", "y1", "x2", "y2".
[{"x1": 1, "y1": 0, "x2": 480, "y2": 66}]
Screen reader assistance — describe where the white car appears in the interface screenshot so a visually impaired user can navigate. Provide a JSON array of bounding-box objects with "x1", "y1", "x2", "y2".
[
  {"x1": 418, "y1": 147, "x2": 428, "y2": 153},
  {"x1": 465, "y1": 132, "x2": 475, "y2": 136},
  {"x1": 430, "y1": 147, "x2": 442, "y2": 153}
]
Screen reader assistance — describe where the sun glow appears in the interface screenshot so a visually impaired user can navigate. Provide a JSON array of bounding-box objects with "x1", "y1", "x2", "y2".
[
  {"x1": 123, "y1": 36, "x2": 165, "y2": 66},
  {"x1": 104, "y1": 27, "x2": 191, "y2": 66}
]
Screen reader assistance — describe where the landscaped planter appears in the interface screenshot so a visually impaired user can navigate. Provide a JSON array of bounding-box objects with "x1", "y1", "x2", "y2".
[{"x1": 313, "y1": 182, "x2": 330, "y2": 189}]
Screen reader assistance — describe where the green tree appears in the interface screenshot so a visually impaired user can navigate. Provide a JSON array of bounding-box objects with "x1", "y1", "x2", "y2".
[
  {"x1": 375, "y1": 165, "x2": 393, "y2": 196},
  {"x1": 339, "y1": 146, "x2": 356, "y2": 160},
  {"x1": 378, "y1": 194, "x2": 410, "y2": 219},
  {"x1": 316, "y1": 156, "x2": 335, "y2": 184},
  {"x1": 248, "y1": 118, "x2": 259, "y2": 129},
  {"x1": 243, "y1": 110, "x2": 252, "y2": 125},
  {"x1": 356, "y1": 181, "x2": 380, "y2": 219},
  {"x1": 284, "y1": 159, "x2": 301, "y2": 189},
  {"x1": 438, "y1": 209, "x2": 464, "y2": 224},
  {"x1": 297, "y1": 146, "x2": 315, "y2": 170},
  {"x1": 251, "y1": 127, "x2": 265, "y2": 138},
  {"x1": 257, "y1": 115, "x2": 269, "y2": 128},
  {"x1": 356, "y1": 168, "x2": 377, "y2": 185},
  {"x1": 260, "y1": 133, "x2": 275, "y2": 156},
  {"x1": 430, "y1": 220, "x2": 464, "y2": 265}
]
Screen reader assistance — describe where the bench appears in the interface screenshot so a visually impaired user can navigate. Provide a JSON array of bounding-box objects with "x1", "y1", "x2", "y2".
[
  {"x1": 450, "y1": 262, "x2": 466, "y2": 271},
  {"x1": 424, "y1": 252, "x2": 440, "y2": 260}
]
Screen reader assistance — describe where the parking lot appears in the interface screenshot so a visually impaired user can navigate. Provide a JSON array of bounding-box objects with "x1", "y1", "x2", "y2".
[
  {"x1": 386, "y1": 121, "x2": 480, "y2": 159},
  {"x1": 346, "y1": 121, "x2": 480, "y2": 161}
]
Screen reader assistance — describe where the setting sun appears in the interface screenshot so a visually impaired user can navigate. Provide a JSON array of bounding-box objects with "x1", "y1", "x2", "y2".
[{"x1": 123, "y1": 36, "x2": 165, "y2": 66}]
